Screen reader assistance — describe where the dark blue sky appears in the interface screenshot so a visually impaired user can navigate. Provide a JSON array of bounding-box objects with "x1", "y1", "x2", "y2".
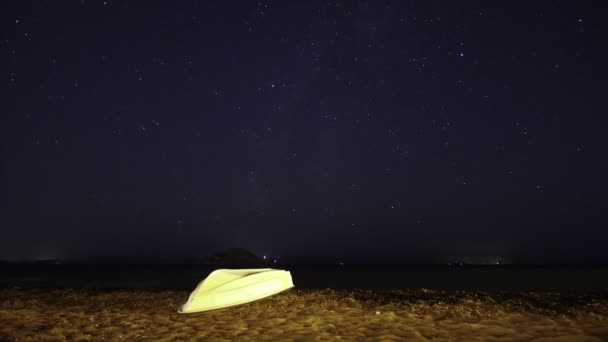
[{"x1": 2, "y1": 1, "x2": 607, "y2": 263}]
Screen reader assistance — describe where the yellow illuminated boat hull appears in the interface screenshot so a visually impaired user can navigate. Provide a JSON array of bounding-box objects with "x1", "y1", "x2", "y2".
[{"x1": 178, "y1": 268, "x2": 294, "y2": 313}]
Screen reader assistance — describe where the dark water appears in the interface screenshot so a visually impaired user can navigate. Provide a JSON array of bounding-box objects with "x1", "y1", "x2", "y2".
[{"x1": 2, "y1": 264, "x2": 607, "y2": 293}]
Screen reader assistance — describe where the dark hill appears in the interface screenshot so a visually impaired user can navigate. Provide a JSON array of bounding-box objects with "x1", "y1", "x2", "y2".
[{"x1": 205, "y1": 248, "x2": 267, "y2": 267}]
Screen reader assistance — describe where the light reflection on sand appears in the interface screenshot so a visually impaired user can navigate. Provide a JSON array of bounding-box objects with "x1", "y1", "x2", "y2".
[{"x1": 1, "y1": 288, "x2": 606, "y2": 341}]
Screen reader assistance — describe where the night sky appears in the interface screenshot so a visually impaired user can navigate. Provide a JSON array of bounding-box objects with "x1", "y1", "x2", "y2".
[{"x1": 2, "y1": 1, "x2": 607, "y2": 264}]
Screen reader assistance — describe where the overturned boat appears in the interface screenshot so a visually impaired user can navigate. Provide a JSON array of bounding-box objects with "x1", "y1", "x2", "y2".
[{"x1": 178, "y1": 268, "x2": 294, "y2": 313}]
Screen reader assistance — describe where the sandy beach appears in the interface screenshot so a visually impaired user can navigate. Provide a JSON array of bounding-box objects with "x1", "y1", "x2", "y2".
[{"x1": 1, "y1": 288, "x2": 606, "y2": 341}]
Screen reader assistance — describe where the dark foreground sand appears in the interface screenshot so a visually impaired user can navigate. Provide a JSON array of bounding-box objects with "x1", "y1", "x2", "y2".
[{"x1": 1, "y1": 288, "x2": 607, "y2": 341}]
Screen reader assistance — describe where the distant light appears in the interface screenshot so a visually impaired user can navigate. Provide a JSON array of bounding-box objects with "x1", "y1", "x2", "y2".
[{"x1": 263, "y1": 255, "x2": 267, "y2": 260}]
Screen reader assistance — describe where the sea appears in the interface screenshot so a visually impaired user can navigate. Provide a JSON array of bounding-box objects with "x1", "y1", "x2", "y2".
[{"x1": 2, "y1": 263, "x2": 607, "y2": 293}]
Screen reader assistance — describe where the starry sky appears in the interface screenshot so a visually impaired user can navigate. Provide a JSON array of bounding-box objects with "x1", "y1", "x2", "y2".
[{"x1": 2, "y1": 1, "x2": 607, "y2": 263}]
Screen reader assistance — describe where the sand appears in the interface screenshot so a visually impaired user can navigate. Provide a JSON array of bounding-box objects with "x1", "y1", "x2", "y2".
[{"x1": 1, "y1": 288, "x2": 606, "y2": 341}]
